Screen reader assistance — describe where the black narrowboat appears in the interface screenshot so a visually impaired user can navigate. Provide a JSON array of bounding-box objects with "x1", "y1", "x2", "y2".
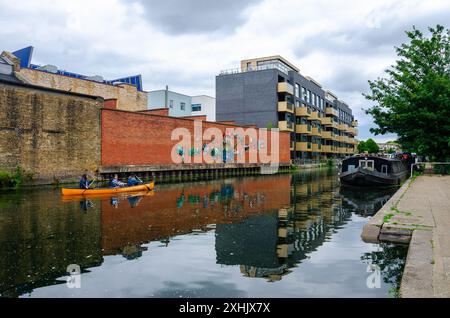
[{"x1": 339, "y1": 156, "x2": 410, "y2": 187}]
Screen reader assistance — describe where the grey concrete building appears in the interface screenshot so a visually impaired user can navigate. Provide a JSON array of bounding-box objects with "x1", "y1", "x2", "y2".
[{"x1": 216, "y1": 56, "x2": 358, "y2": 160}]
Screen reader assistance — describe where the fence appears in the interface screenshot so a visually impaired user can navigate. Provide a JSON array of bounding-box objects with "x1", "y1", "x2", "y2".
[
  {"x1": 292, "y1": 159, "x2": 341, "y2": 166},
  {"x1": 410, "y1": 162, "x2": 450, "y2": 178}
]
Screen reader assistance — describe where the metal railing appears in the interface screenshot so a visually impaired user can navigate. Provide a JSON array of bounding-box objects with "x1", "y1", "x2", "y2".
[{"x1": 410, "y1": 162, "x2": 450, "y2": 178}]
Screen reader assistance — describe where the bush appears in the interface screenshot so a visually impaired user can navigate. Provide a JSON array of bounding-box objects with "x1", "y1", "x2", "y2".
[
  {"x1": 433, "y1": 164, "x2": 450, "y2": 175},
  {"x1": 0, "y1": 167, "x2": 30, "y2": 189}
]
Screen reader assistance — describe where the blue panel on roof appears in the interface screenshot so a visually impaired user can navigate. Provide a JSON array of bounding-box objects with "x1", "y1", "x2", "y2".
[
  {"x1": 12, "y1": 46, "x2": 34, "y2": 68},
  {"x1": 109, "y1": 75, "x2": 143, "y2": 91}
]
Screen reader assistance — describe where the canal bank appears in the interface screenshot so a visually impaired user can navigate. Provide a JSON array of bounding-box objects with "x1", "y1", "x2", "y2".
[{"x1": 362, "y1": 175, "x2": 450, "y2": 298}]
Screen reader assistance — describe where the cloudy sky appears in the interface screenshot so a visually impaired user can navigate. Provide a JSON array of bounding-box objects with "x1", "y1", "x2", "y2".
[{"x1": 1, "y1": 0, "x2": 449, "y2": 142}]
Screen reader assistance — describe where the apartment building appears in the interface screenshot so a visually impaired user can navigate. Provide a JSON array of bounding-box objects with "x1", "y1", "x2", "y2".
[{"x1": 216, "y1": 55, "x2": 358, "y2": 160}]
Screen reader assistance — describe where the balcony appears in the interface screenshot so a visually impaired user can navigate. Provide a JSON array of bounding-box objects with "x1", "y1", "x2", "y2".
[
  {"x1": 322, "y1": 131, "x2": 334, "y2": 139},
  {"x1": 296, "y1": 107, "x2": 311, "y2": 117},
  {"x1": 278, "y1": 101, "x2": 294, "y2": 113},
  {"x1": 296, "y1": 142, "x2": 312, "y2": 152},
  {"x1": 311, "y1": 127, "x2": 322, "y2": 137},
  {"x1": 278, "y1": 121, "x2": 294, "y2": 132},
  {"x1": 312, "y1": 144, "x2": 322, "y2": 152},
  {"x1": 296, "y1": 124, "x2": 311, "y2": 134},
  {"x1": 278, "y1": 82, "x2": 294, "y2": 95},
  {"x1": 310, "y1": 111, "x2": 319, "y2": 120},
  {"x1": 322, "y1": 145, "x2": 332, "y2": 153},
  {"x1": 338, "y1": 123, "x2": 348, "y2": 131},
  {"x1": 320, "y1": 117, "x2": 333, "y2": 126},
  {"x1": 352, "y1": 120, "x2": 358, "y2": 127},
  {"x1": 348, "y1": 127, "x2": 358, "y2": 136},
  {"x1": 325, "y1": 107, "x2": 338, "y2": 117}
]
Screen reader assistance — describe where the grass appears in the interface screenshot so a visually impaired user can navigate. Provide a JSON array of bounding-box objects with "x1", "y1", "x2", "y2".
[{"x1": 384, "y1": 213, "x2": 395, "y2": 223}]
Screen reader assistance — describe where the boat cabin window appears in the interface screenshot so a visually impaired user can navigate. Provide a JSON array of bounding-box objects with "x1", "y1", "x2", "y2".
[
  {"x1": 348, "y1": 165, "x2": 356, "y2": 172},
  {"x1": 382, "y1": 165, "x2": 388, "y2": 174},
  {"x1": 359, "y1": 160, "x2": 374, "y2": 171}
]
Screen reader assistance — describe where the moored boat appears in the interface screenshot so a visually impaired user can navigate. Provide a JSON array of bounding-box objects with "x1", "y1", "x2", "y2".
[
  {"x1": 339, "y1": 156, "x2": 409, "y2": 187},
  {"x1": 61, "y1": 181, "x2": 155, "y2": 196}
]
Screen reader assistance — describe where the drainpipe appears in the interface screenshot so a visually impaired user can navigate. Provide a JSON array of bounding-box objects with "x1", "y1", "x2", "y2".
[{"x1": 165, "y1": 85, "x2": 169, "y2": 109}]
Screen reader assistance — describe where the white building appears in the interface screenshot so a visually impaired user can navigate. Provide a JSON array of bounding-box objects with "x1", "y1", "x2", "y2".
[{"x1": 191, "y1": 95, "x2": 216, "y2": 122}]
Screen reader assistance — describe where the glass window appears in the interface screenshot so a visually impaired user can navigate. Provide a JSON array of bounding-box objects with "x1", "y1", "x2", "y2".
[
  {"x1": 301, "y1": 87, "x2": 307, "y2": 101},
  {"x1": 295, "y1": 84, "x2": 300, "y2": 98},
  {"x1": 169, "y1": 100, "x2": 174, "y2": 108},
  {"x1": 307, "y1": 90, "x2": 311, "y2": 104},
  {"x1": 192, "y1": 104, "x2": 202, "y2": 112},
  {"x1": 181, "y1": 102, "x2": 186, "y2": 111}
]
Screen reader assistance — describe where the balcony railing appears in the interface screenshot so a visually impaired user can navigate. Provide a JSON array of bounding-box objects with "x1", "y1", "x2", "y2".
[
  {"x1": 320, "y1": 117, "x2": 333, "y2": 126},
  {"x1": 322, "y1": 131, "x2": 334, "y2": 139},
  {"x1": 296, "y1": 107, "x2": 311, "y2": 117},
  {"x1": 312, "y1": 144, "x2": 322, "y2": 152},
  {"x1": 322, "y1": 145, "x2": 332, "y2": 153},
  {"x1": 278, "y1": 82, "x2": 294, "y2": 95},
  {"x1": 325, "y1": 107, "x2": 338, "y2": 117},
  {"x1": 311, "y1": 127, "x2": 322, "y2": 136},
  {"x1": 278, "y1": 120, "x2": 294, "y2": 132},
  {"x1": 296, "y1": 124, "x2": 311, "y2": 134},
  {"x1": 310, "y1": 111, "x2": 319, "y2": 120},
  {"x1": 277, "y1": 101, "x2": 294, "y2": 113},
  {"x1": 296, "y1": 142, "x2": 312, "y2": 152}
]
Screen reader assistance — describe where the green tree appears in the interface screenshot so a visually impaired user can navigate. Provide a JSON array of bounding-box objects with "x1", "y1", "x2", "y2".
[
  {"x1": 365, "y1": 138, "x2": 380, "y2": 154},
  {"x1": 364, "y1": 25, "x2": 450, "y2": 161},
  {"x1": 357, "y1": 140, "x2": 367, "y2": 153}
]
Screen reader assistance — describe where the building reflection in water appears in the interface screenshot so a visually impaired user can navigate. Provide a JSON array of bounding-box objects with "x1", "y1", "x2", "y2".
[
  {"x1": 0, "y1": 171, "x2": 405, "y2": 297},
  {"x1": 215, "y1": 170, "x2": 401, "y2": 282}
]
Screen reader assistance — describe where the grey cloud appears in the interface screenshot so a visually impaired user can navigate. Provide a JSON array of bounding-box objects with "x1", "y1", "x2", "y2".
[
  {"x1": 321, "y1": 66, "x2": 372, "y2": 95},
  {"x1": 131, "y1": 0, "x2": 264, "y2": 35},
  {"x1": 296, "y1": 8, "x2": 449, "y2": 57}
]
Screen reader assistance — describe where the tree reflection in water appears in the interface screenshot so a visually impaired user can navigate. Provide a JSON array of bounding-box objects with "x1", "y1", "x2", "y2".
[{"x1": 361, "y1": 243, "x2": 409, "y2": 297}]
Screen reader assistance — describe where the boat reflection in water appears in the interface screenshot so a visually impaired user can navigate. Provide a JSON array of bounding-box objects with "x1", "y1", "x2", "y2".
[{"x1": 0, "y1": 171, "x2": 407, "y2": 298}]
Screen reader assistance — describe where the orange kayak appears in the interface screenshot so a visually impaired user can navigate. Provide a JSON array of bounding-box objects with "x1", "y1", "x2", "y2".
[
  {"x1": 61, "y1": 182, "x2": 155, "y2": 196},
  {"x1": 62, "y1": 190, "x2": 155, "y2": 202}
]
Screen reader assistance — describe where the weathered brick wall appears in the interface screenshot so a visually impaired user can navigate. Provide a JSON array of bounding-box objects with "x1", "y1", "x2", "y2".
[
  {"x1": 19, "y1": 68, "x2": 147, "y2": 112},
  {"x1": 0, "y1": 82, "x2": 102, "y2": 184},
  {"x1": 101, "y1": 109, "x2": 291, "y2": 166}
]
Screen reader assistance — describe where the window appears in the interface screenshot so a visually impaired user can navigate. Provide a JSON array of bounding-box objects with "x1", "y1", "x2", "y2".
[
  {"x1": 307, "y1": 90, "x2": 311, "y2": 103},
  {"x1": 180, "y1": 102, "x2": 186, "y2": 111},
  {"x1": 382, "y1": 165, "x2": 388, "y2": 174},
  {"x1": 295, "y1": 84, "x2": 300, "y2": 98},
  {"x1": 192, "y1": 104, "x2": 202, "y2": 112},
  {"x1": 312, "y1": 93, "x2": 316, "y2": 106},
  {"x1": 359, "y1": 160, "x2": 375, "y2": 171},
  {"x1": 169, "y1": 100, "x2": 174, "y2": 108},
  {"x1": 301, "y1": 87, "x2": 307, "y2": 101}
]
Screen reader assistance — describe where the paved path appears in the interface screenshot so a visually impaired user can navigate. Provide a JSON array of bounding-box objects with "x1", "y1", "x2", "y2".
[{"x1": 362, "y1": 175, "x2": 450, "y2": 298}]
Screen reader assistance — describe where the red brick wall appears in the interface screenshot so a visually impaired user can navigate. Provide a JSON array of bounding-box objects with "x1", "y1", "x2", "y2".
[
  {"x1": 104, "y1": 99, "x2": 117, "y2": 109},
  {"x1": 139, "y1": 108, "x2": 169, "y2": 116},
  {"x1": 101, "y1": 109, "x2": 291, "y2": 166}
]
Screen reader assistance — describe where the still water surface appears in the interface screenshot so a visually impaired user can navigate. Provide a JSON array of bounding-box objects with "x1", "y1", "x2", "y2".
[{"x1": 0, "y1": 169, "x2": 407, "y2": 298}]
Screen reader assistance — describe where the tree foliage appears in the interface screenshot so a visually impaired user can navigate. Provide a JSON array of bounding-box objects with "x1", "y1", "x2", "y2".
[
  {"x1": 358, "y1": 139, "x2": 379, "y2": 154},
  {"x1": 357, "y1": 140, "x2": 366, "y2": 153},
  {"x1": 365, "y1": 25, "x2": 450, "y2": 160}
]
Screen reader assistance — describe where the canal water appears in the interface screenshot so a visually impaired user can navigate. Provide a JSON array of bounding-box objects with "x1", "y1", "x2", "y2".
[{"x1": 0, "y1": 169, "x2": 408, "y2": 298}]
